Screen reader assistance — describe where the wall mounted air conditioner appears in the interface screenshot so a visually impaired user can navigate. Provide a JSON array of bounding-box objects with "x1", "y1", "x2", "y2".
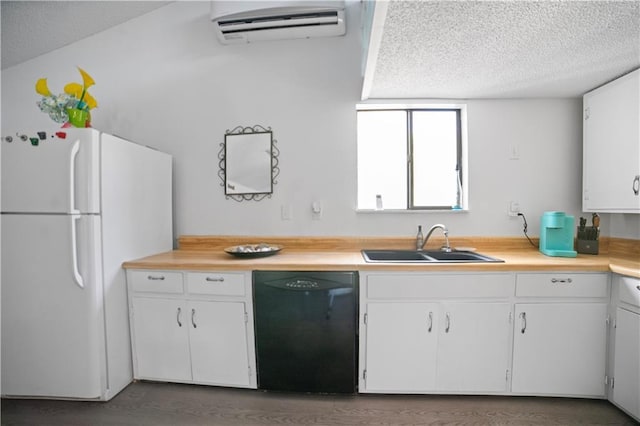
[{"x1": 210, "y1": 1, "x2": 346, "y2": 44}]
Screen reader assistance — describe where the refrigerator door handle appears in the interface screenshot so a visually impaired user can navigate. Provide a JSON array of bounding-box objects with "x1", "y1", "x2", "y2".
[
  {"x1": 69, "y1": 140, "x2": 84, "y2": 288},
  {"x1": 69, "y1": 140, "x2": 80, "y2": 214},
  {"x1": 70, "y1": 215, "x2": 84, "y2": 289}
]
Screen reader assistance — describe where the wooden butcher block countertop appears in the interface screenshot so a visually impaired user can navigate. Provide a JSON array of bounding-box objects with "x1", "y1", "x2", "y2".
[{"x1": 123, "y1": 236, "x2": 640, "y2": 278}]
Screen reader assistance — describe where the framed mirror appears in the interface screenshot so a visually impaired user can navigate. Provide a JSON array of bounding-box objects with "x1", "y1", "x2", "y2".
[{"x1": 218, "y1": 125, "x2": 279, "y2": 201}]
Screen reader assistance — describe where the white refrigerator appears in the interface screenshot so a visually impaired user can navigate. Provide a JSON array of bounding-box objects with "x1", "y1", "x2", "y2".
[{"x1": 1, "y1": 128, "x2": 172, "y2": 400}]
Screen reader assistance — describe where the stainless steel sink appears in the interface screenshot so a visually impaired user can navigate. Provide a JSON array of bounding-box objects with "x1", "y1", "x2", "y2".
[
  {"x1": 361, "y1": 250, "x2": 432, "y2": 262},
  {"x1": 421, "y1": 250, "x2": 503, "y2": 262},
  {"x1": 361, "y1": 249, "x2": 503, "y2": 263}
]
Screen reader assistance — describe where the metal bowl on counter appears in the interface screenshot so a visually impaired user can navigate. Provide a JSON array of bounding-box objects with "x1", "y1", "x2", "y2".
[{"x1": 224, "y1": 243, "x2": 282, "y2": 258}]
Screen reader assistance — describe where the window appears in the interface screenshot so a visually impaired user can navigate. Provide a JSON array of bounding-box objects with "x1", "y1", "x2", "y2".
[{"x1": 357, "y1": 105, "x2": 466, "y2": 211}]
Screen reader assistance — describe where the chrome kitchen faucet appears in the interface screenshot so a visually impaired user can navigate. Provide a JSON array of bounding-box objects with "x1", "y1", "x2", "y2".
[{"x1": 417, "y1": 224, "x2": 452, "y2": 252}]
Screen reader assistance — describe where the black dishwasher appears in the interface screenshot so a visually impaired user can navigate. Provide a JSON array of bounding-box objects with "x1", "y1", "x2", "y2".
[{"x1": 253, "y1": 271, "x2": 358, "y2": 394}]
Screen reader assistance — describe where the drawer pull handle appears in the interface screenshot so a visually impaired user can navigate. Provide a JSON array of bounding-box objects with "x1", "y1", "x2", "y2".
[
  {"x1": 147, "y1": 275, "x2": 165, "y2": 281},
  {"x1": 633, "y1": 175, "x2": 639, "y2": 196},
  {"x1": 191, "y1": 308, "x2": 197, "y2": 328},
  {"x1": 205, "y1": 277, "x2": 225, "y2": 282},
  {"x1": 427, "y1": 311, "x2": 433, "y2": 333},
  {"x1": 520, "y1": 312, "x2": 527, "y2": 334},
  {"x1": 445, "y1": 312, "x2": 451, "y2": 333},
  {"x1": 551, "y1": 278, "x2": 572, "y2": 284},
  {"x1": 176, "y1": 307, "x2": 182, "y2": 327}
]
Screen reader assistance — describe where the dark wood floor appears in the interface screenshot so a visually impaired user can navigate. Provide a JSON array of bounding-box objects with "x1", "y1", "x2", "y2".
[{"x1": 1, "y1": 381, "x2": 636, "y2": 426}]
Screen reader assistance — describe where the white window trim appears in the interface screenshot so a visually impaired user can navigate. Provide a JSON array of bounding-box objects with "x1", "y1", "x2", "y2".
[{"x1": 355, "y1": 101, "x2": 469, "y2": 213}]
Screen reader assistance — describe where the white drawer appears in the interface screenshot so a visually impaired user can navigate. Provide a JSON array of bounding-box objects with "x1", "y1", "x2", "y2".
[
  {"x1": 186, "y1": 272, "x2": 246, "y2": 296},
  {"x1": 128, "y1": 270, "x2": 184, "y2": 294},
  {"x1": 619, "y1": 276, "x2": 640, "y2": 308},
  {"x1": 366, "y1": 273, "x2": 514, "y2": 299},
  {"x1": 516, "y1": 273, "x2": 608, "y2": 298}
]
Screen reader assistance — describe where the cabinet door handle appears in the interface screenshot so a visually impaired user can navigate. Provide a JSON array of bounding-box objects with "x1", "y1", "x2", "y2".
[
  {"x1": 636, "y1": 285, "x2": 640, "y2": 292},
  {"x1": 551, "y1": 278, "x2": 572, "y2": 284},
  {"x1": 520, "y1": 312, "x2": 527, "y2": 334},
  {"x1": 176, "y1": 307, "x2": 182, "y2": 327},
  {"x1": 147, "y1": 275, "x2": 165, "y2": 281},
  {"x1": 191, "y1": 308, "x2": 197, "y2": 328},
  {"x1": 445, "y1": 312, "x2": 451, "y2": 333},
  {"x1": 427, "y1": 311, "x2": 433, "y2": 333},
  {"x1": 205, "y1": 277, "x2": 224, "y2": 282},
  {"x1": 633, "y1": 175, "x2": 640, "y2": 196}
]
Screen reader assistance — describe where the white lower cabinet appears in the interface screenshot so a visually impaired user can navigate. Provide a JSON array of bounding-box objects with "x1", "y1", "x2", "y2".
[
  {"x1": 127, "y1": 270, "x2": 256, "y2": 389},
  {"x1": 361, "y1": 271, "x2": 611, "y2": 398},
  {"x1": 361, "y1": 273, "x2": 514, "y2": 394},
  {"x1": 511, "y1": 273, "x2": 609, "y2": 397},
  {"x1": 365, "y1": 301, "x2": 511, "y2": 393},
  {"x1": 131, "y1": 297, "x2": 192, "y2": 382},
  {"x1": 365, "y1": 302, "x2": 438, "y2": 391},
  {"x1": 511, "y1": 302, "x2": 607, "y2": 396},
  {"x1": 188, "y1": 300, "x2": 250, "y2": 385},
  {"x1": 436, "y1": 302, "x2": 511, "y2": 392},
  {"x1": 613, "y1": 307, "x2": 640, "y2": 418},
  {"x1": 610, "y1": 275, "x2": 640, "y2": 420}
]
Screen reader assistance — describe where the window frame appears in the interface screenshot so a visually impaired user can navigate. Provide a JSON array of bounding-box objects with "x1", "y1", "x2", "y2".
[
  {"x1": 408, "y1": 108, "x2": 463, "y2": 210},
  {"x1": 356, "y1": 104, "x2": 467, "y2": 212}
]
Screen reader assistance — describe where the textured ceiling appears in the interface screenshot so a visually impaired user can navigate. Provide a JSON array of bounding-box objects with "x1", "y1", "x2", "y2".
[
  {"x1": 1, "y1": 1, "x2": 170, "y2": 69},
  {"x1": 364, "y1": 0, "x2": 640, "y2": 99}
]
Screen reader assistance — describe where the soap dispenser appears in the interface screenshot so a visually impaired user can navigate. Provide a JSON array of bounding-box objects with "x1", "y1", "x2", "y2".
[{"x1": 416, "y1": 225, "x2": 424, "y2": 250}]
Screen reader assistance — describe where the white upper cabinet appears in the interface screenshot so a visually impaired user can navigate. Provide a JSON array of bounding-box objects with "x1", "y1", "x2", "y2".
[{"x1": 583, "y1": 68, "x2": 640, "y2": 213}]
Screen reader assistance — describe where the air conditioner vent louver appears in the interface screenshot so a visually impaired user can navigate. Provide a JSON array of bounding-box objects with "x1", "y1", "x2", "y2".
[
  {"x1": 211, "y1": 1, "x2": 345, "y2": 44},
  {"x1": 219, "y1": 11, "x2": 339, "y2": 34}
]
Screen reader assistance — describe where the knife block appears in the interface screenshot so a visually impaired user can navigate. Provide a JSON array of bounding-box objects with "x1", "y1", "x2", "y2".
[{"x1": 576, "y1": 238, "x2": 599, "y2": 255}]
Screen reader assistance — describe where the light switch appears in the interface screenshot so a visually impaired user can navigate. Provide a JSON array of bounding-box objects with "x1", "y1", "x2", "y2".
[
  {"x1": 281, "y1": 204, "x2": 293, "y2": 220},
  {"x1": 312, "y1": 201, "x2": 322, "y2": 220},
  {"x1": 509, "y1": 144, "x2": 520, "y2": 160}
]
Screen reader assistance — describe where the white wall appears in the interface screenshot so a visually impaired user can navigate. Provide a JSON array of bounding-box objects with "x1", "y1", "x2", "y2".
[
  {"x1": 2, "y1": 1, "x2": 636, "y2": 241},
  {"x1": 610, "y1": 214, "x2": 640, "y2": 239}
]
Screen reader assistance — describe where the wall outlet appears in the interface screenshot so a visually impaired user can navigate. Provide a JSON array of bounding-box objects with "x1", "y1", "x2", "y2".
[{"x1": 508, "y1": 201, "x2": 520, "y2": 217}]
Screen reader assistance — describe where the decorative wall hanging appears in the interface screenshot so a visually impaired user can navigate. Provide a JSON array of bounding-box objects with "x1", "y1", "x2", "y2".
[{"x1": 218, "y1": 125, "x2": 279, "y2": 202}]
